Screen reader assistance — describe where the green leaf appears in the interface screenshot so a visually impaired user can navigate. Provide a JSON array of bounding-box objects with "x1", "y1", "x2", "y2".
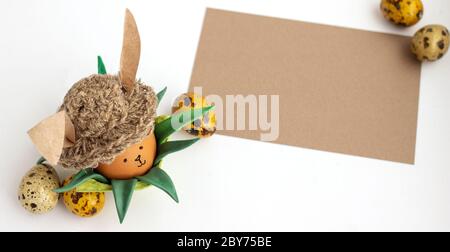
[
  {"x1": 154, "y1": 138, "x2": 200, "y2": 164},
  {"x1": 76, "y1": 179, "x2": 112, "y2": 192},
  {"x1": 97, "y1": 56, "x2": 107, "y2": 74},
  {"x1": 155, "y1": 115, "x2": 171, "y2": 125},
  {"x1": 154, "y1": 106, "x2": 214, "y2": 145},
  {"x1": 53, "y1": 169, "x2": 109, "y2": 193},
  {"x1": 112, "y1": 179, "x2": 138, "y2": 224},
  {"x1": 36, "y1": 157, "x2": 46, "y2": 165},
  {"x1": 156, "y1": 87, "x2": 167, "y2": 106},
  {"x1": 76, "y1": 179, "x2": 151, "y2": 192},
  {"x1": 137, "y1": 167, "x2": 178, "y2": 203}
]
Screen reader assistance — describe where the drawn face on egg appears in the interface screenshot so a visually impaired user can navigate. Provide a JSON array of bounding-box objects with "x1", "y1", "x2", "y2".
[{"x1": 96, "y1": 134, "x2": 157, "y2": 180}]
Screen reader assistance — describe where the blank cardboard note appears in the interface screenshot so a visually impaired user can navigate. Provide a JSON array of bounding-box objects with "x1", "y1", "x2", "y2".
[{"x1": 190, "y1": 9, "x2": 421, "y2": 164}]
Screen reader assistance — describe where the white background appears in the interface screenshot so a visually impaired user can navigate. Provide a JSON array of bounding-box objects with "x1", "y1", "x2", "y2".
[{"x1": 0, "y1": 0, "x2": 449, "y2": 232}]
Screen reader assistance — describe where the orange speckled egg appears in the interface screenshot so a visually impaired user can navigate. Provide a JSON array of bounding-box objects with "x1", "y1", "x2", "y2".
[
  {"x1": 96, "y1": 134, "x2": 157, "y2": 180},
  {"x1": 172, "y1": 93, "x2": 216, "y2": 138},
  {"x1": 380, "y1": 0, "x2": 423, "y2": 27},
  {"x1": 62, "y1": 176, "x2": 105, "y2": 217}
]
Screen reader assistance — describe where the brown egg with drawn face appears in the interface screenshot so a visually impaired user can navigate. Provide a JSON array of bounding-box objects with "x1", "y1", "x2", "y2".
[{"x1": 96, "y1": 134, "x2": 157, "y2": 180}]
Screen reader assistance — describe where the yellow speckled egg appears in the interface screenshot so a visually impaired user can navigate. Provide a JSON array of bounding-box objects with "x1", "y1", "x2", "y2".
[
  {"x1": 411, "y1": 25, "x2": 450, "y2": 62},
  {"x1": 18, "y1": 164, "x2": 60, "y2": 214},
  {"x1": 380, "y1": 0, "x2": 423, "y2": 27},
  {"x1": 172, "y1": 93, "x2": 216, "y2": 137},
  {"x1": 62, "y1": 176, "x2": 105, "y2": 217}
]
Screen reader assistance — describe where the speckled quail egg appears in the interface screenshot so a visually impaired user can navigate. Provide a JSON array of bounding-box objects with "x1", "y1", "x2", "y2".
[
  {"x1": 18, "y1": 164, "x2": 60, "y2": 214},
  {"x1": 62, "y1": 176, "x2": 105, "y2": 217},
  {"x1": 172, "y1": 93, "x2": 216, "y2": 137},
  {"x1": 381, "y1": 0, "x2": 423, "y2": 27},
  {"x1": 411, "y1": 25, "x2": 450, "y2": 62}
]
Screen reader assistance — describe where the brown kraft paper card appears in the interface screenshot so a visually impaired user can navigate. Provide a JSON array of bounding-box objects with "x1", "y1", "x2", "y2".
[{"x1": 189, "y1": 8, "x2": 422, "y2": 164}]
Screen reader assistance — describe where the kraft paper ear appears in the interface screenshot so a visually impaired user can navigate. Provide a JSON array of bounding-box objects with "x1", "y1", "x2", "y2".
[
  {"x1": 28, "y1": 111, "x2": 75, "y2": 165},
  {"x1": 120, "y1": 9, "x2": 141, "y2": 92}
]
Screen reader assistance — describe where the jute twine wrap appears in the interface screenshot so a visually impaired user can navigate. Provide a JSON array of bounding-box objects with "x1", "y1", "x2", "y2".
[{"x1": 59, "y1": 74, "x2": 157, "y2": 170}]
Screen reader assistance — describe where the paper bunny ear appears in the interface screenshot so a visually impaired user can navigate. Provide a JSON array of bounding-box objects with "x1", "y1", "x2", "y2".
[
  {"x1": 120, "y1": 9, "x2": 141, "y2": 92},
  {"x1": 28, "y1": 111, "x2": 75, "y2": 165}
]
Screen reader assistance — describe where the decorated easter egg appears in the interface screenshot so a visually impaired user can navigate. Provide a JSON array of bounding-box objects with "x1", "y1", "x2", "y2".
[
  {"x1": 62, "y1": 176, "x2": 105, "y2": 217},
  {"x1": 172, "y1": 93, "x2": 216, "y2": 137},
  {"x1": 411, "y1": 25, "x2": 450, "y2": 62},
  {"x1": 96, "y1": 134, "x2": 157, "y2": 180},
  {"x1": 18, "y1": 164, "x2": 60, "y2": 214},
  {"x1": 380, "y1": 0, "x2": 423, "y2": 27}
]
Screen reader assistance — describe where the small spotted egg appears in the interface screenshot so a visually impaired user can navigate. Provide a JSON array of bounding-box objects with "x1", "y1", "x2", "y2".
[
  {"x1": 380, "y1": 0, "x2": 423, "y2": 27},
  {"x1": 411, "y1": 25, "x2": 450, "y2": 62},
  {"x1": 172, "y1": 93, "x2": 216, "y2": 138},
  {"x1": 18, "y1": 164, "x2": 60, "y2": 214},
  {"x1": 62, "y1": 176, "x2": 105, "y2": 217}
]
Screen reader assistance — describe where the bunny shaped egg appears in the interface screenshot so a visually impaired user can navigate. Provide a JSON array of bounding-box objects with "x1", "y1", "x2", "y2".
[{"x1": 28, "y1": 10, "x2": 158, "y2": 171}]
